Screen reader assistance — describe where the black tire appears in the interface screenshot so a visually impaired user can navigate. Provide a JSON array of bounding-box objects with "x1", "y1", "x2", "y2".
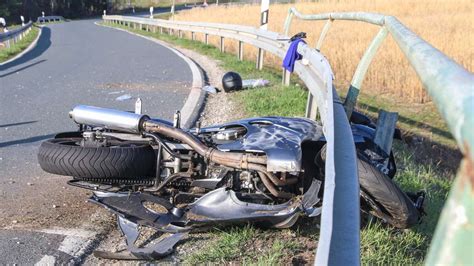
[
  {"x1": 316, "y1": 145, "x2": 420, "y2": 229},
  {"x1": 357, "y1": 154, "x2": 420, "y2": 228},
  {"x1": 38, "y1": 138, "x2": 156, "y2": 179}
]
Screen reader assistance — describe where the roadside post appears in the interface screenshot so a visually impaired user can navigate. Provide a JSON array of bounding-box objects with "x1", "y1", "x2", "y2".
[
  {"x1": 42, "y1": 11, "x2": 45, "y2": 18},
  {"x1": 257, "y1": 0, "x2": 269, "y2": 70},
  {"x1": 171, "y1": 0, "x2": 176, "y2": 19},
  {"x1": 150, "y1": 7, "x2": 154, "y2": 19},
  {"x1": 135, "y1": 98, "x2": 142, "y2": 115},
  {"x1": 18, "y1": 16, "x2": 25, "y2": 40}
]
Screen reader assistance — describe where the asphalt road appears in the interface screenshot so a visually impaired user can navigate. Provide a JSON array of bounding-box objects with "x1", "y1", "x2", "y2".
[{"x1": 0, "y1": 19, "x2": 192, "y2": 264}]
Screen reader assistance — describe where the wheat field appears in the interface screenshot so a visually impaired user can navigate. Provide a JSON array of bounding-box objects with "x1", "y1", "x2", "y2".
[{"x1": 174, "y1": 0, "x2": 473, "y2": 103}]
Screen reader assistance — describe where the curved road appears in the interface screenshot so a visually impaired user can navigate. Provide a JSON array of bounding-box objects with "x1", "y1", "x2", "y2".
[{"x1": 0, "y1": 19, "x2": 193, "y2": 264}]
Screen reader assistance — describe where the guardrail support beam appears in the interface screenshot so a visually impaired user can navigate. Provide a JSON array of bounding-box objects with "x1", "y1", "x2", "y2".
[
  {"x1": 282, "y1": 68, "x2": 290, "y2": 86},
  {"x1": 343, "y1": 27, "x2": 388, "y2": 118},
  {"x1": 256, "y1": 48, "x2": 264, "y2": 70},
  {"x1": 204, "y1": 33, "x2": 209, "y2": 45},
  {"x1": 191, "y1": 32, "x2": 195, "y2": 41},
  {"x1": 305, "y1": 93, "x2": 318, "y2": 120},
  {"x1": 238, "y1": 41, "x2": 244, "y2": 61},
  {"x1": 220, "y1": 36, "x2": 225, "y2": 52},
  {"x1": 374, "y1": 111, "x2": 398, "y2": 155},
  {"x1": 316, "y1": 19, "x2": 333, "y2": 51}
]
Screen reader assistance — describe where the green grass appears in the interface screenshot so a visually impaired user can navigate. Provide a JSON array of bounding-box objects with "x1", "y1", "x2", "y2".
[
  {"x1": 185, "y1": 225, "x2": 257, "y2": 264},
  {"x1": 0, "y1": 26, "x2": 40, "y2": 63},
  {"x1": 102, "y1": 21, "x2": 456, "y2": 265},
  {"x1": 186, "y1": 225, "x2": 305, "y2": 264}
]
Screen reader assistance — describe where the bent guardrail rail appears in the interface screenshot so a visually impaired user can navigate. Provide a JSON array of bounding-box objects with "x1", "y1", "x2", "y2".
[
  {"x1": 284, "y1": 8, "x2": 473, "y2": 264},
  {"x1": 103, "y1": 8, "x2": 473, "y2": 264},
  {"x1": 0, "y1": 21, "x2": 33, "y2": 48}
]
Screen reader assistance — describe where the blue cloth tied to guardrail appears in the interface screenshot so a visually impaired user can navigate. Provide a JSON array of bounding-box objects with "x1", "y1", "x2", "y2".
[{"x1": 282, "y1": 38, "x2": 306, "y2": 73}]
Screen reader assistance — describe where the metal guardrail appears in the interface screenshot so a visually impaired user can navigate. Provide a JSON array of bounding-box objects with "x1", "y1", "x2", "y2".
[
  {"x1": 0, "y1": 21, "x2": 33, "y2": 48},
  {"x1": 103, "y1": 8, "x2": 473, "y2": 264},
  {"x1": 37, "y1": 16, "x2": 64, "y2": 23},
  {"x1": 284, "y1": 8, "x2": 474, "y2": 264}
]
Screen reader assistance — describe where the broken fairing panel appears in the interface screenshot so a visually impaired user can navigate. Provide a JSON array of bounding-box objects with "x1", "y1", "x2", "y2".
[
  {"x1": 89, "y1": 180, "x2": 322, "y2": 259},
  {"x1": 90, "y1": 179, "x2": 321, "y2": 231},
  {"x1": 198, "y1": 117, "x2": 323, "y2": 172}
]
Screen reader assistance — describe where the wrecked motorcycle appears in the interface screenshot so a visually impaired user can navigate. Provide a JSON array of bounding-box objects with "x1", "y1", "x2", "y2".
[{"x1": 38, "y1": 105, "x2": 423, "y2": 259}]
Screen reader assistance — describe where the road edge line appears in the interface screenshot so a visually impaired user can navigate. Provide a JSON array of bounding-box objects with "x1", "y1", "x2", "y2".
[{"x1": 95, "y1": 21, "x2": 206, "y2": 128}]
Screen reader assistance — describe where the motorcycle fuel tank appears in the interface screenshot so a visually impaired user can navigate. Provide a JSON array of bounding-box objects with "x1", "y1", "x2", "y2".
[{"x1": 199, "y1": 117, "x2": 323, "y2": 172}]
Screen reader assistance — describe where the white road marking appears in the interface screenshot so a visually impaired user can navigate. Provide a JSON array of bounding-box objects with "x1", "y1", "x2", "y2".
[
  {"x1": 38, "y1": 228, "x2": 96, "y2": 238},
  {"x1": 58, "y1": 235, "x2": 94, "y2": 257},
  {"x1": 37, "y1": 227, "x2": 96, "y2": 257},
  {"x1": 32, "y1": 210, "x2": 111, "y2": 265},
  {"x1": 34, "y1": 255, "x2": 56, "y2": 266}
]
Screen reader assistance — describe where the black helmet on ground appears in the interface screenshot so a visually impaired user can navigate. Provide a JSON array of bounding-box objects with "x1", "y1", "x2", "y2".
[{"x1": 222, "y1": 72, "x2": 242, "y2": 92}]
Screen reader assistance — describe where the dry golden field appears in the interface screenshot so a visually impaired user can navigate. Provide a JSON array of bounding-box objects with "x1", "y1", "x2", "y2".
[{"x1": 175, "y1": 0, "x2": 473, "y2": 103}]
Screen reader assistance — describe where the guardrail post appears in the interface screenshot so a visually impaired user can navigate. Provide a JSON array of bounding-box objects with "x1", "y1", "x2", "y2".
[
  {"x1": 256, "y1": 48, "x2": 264, "y2": 70},
  {"x1": 316, "y1": 19, "x2": 333, "y2": 51},
  {"x1": 146, "y1": 24, "x2": 149, "y2": 32},
  {"x1": 220, "y1": 36, "x2": 225, "y2": 52},
  {"x1": 178, "y1": 30, "x2": 183, "y2": 38},
  {"x1": 283, "y1": 9, "x2": 294, "y2": 36},
  {"x1": 139, "y1": 23, "x2": 143, "y2": 30},
  {"x1": 305, "y1": 93, "x2": 318, "y2": 120},
  {"x1": 238, "y1": 41, "x2": 244, "y2": 61},
  {"x1": 205, "y1": 33, "x2": 209, "y2": 45},
  {"x1": 282, "y1": 68, "x2": 291, "y2": 86},
  {"x1": 374, "y1": 111, "x2": 398, "y2": 155},
  {"x1": 343, "y1": 27, "x2": 388, "y2": 118},
  {"x1": 191, "y1": 32, "x2": 195, "y2": 41}
]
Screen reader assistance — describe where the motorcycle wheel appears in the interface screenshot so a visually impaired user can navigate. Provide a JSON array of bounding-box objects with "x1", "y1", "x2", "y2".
[
  {"x1": 38, "y1": 138, "x2": 156, "y2": 179},
  {"x1": 316, "y1": 145, "x2": 420, "y2": 229}
]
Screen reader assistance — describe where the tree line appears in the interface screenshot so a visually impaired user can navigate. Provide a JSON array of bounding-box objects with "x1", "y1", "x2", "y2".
[
  {"x1": 0, "y1": 0, "x2": 110, "y2": 24},
  {"x1": 0, "y1": 0, "x2": 137, "y2": 25}
]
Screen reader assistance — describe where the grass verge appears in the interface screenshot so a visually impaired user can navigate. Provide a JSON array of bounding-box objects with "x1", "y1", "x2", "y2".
[
  {"x1": 101, "y1": 21, "x2": 456, "y2": 265},
  {"x1": 0, "y1": 25, "x2": 40, "y2": 63}
]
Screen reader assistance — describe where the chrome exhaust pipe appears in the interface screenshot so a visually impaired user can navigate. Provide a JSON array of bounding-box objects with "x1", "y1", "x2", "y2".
[{"x1": 69, "y1": 105, "x2": 149, "y2": 133}]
